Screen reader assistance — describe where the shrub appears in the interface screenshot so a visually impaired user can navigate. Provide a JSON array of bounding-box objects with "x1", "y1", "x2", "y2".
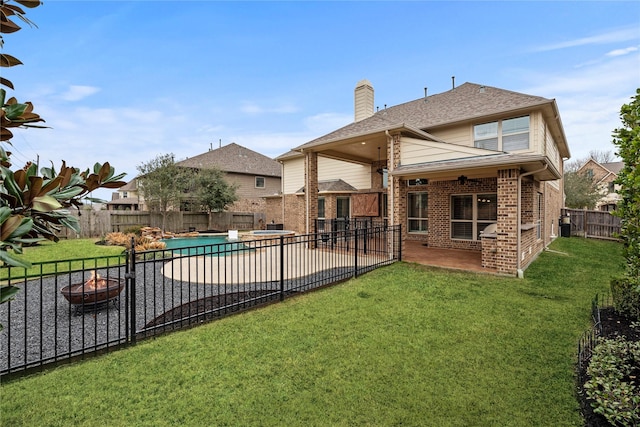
[
  {"x1": 123, "y1": 226, "x2": 143, "y2": 236},
  {"x1": 584, "y1": 336, "x2": 640, "y2": 426},
  {"x1": 611, "y1": 277, "x2": 640, "y2": 320}
]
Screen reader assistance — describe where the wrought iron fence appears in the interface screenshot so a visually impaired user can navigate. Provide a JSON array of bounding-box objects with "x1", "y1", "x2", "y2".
[
  {"x1": 577, "y1": 293, "x2": 613, "y2": 382},
  {"x1": 0, "y1": 226, "x2": 401, "y2": 378}
]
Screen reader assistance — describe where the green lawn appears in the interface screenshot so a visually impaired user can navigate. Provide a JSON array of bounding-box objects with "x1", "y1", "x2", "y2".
[
  {"x1": 0, "y1": 239, "x2": 126, "y2": 280},
  {"x1": 0, "y1": 238, "x2": 622, "y2": 426}
]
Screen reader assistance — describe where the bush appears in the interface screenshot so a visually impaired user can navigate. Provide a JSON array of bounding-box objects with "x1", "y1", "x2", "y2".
[
  {"x1": 123, "y1": 226, "x2": 143, "y2": 236},
  {"x1": 611, "y1": 277, "x2": 640, "y2": 320},
  {"x1": 584, "y1": 336, "x2": 640, "y2": 426}
]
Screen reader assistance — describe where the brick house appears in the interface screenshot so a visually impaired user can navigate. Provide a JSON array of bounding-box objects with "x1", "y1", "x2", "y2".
[
  {"x1": 277, "y1": 80, "x2": 570, "y2": 276},
  {"x1": 176, "y1": 143, "x2": 281, "y2": 213},
  {"x1": 576, "y1": 159, "x2": 623, "y2": 211},
  {"x1": 110, "y1": 143, "x2": 281, "y2": 214}
]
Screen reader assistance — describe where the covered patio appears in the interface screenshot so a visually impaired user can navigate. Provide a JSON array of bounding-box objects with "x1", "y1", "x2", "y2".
[{"x1": 403, "y1": 241, "x2": 495, "y2": 274}]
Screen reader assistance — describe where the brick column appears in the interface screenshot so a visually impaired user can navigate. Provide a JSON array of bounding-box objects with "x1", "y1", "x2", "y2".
[
  {"x1": 496, "y1": 168, "x2": 519, "y2": 275},
  {"x1": 304, "y1": 151, "x2": 319, "y2": 240},
  {"x1": 387, "y1": 133, "x2": 405, "y2": 257}
]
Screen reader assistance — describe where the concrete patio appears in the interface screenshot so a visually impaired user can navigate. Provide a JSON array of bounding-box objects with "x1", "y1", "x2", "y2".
[{"x1": 403, "y1": 240, "x2": 496, "y2": 274}]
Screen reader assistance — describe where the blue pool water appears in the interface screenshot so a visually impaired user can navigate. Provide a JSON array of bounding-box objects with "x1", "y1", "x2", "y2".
[{"x1": 161, "y1": 235, "x2": 249, "y2": 256}]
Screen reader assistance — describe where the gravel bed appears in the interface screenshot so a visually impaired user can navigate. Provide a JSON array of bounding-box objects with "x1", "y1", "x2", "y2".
[{"x1": 0, "y1": 254, "x2": 377, "y2": 375}]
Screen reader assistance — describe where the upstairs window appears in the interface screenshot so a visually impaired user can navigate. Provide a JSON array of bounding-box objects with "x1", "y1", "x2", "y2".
[
  {"x1": 474, "y1": 116, "x2": 529, "y2": 152},
  {"x1": 255, "y1": 176, "x2": 265, "y2": 188}
]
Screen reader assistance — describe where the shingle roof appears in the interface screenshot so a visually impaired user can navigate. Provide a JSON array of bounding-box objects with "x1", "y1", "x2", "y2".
[
  {"x1": 296, "y1": 82, "x2": 559, "y2": 149},
  {"x1": 176, "y1": 143, "x2": 281, "y2": 177},
  {"x1": 296, "y1": 179, "x2": 358, "y2": 194},
  {"x1": 602, "y1": 161, "x2": 624, "y2": 174}
]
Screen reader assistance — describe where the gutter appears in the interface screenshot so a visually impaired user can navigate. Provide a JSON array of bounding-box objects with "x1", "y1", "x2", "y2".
[{"x1": 516, "y1": 163, "x2": 548, "y2": 278}]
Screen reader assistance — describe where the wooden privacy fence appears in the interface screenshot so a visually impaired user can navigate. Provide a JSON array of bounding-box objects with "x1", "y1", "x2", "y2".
[
  {"x1": 561, "y1": 208, "x2": 621, "y2": 240},
  {"x1": 58, "y1": 210, "x2": 266, "y2": 238}
]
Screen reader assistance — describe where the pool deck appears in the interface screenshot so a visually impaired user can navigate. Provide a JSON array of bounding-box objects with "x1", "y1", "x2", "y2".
[{"x1": 162, "y1": 245, "x2": 386, "y2": 285}]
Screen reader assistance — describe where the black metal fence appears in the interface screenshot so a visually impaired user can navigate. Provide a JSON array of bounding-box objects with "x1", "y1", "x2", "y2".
[
  {"x1": 0, "y1": 226, "x2": 401, "y2": 378},
  {"x1": 577, "y1": 293, "x2": 613, "y2": 382}
]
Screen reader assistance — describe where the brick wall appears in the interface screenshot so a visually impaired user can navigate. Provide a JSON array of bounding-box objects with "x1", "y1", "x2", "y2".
[
  {"x1": 426, "y1": 178, "x2": 497, "y2": 251},
  {"x1": 496, "y1": 168, "x2": 519, "y2": 275}
]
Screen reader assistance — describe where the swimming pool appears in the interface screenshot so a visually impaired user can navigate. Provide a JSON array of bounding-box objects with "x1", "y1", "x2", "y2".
[{"x1": 161, "y1": 235, "x2": 249, "y2": 256}]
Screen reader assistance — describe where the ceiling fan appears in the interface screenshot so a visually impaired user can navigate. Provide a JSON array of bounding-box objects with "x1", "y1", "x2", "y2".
[{"x1": 457, "y1": 175, "x2": 480, "y2": 185}]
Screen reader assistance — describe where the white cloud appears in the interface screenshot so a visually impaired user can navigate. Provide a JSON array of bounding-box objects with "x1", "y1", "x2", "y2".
[
  {"x1": 239, "y1": 101, "x2": 298, "y2": 115},
  {"x1": 60, "y1": 85, "x2": 101, "y2": 102},
  {"x1": 606, "y1": 46, "x2": 639, "y2": 57},
  {"x1": 534, "y1": 27, "x2": 639, "y2": 52},
  {"x1": 520, "y1": 53, "x2": 638, "y2": 161},
  {"x1": 303, "y1": 112, "x2": 351, "y2": 134}
]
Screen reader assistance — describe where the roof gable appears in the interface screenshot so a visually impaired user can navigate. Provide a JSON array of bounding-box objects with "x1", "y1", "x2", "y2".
[{"x1": 177, "y1": 143, "x2": 281, "y2": 177}]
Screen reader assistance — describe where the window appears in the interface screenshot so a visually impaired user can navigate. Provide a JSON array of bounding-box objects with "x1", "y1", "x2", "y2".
[
  {"x1": 122, "y1": 191, "x2": 128, "y2": 198},
  {"x1": 318, "y1": 197, "x2": 325, "y2": 219},
  {"x1": 336, "y1": 197, "x2": 350, "y2": 218},
  {"x1": 474, "y1": 116, "x2": 529, "y2": 152},
  {"x1": 380, "y1": 193, "x2": 388, "y2": 220},
  {"x1": 255, "y1": 176, "x2": 265, "y2": 188},
  {"x1": 451, "y1": 193, "x2": 497, "y2": 240},
  {"x1": 608, "y1": 181, "x2": 615, "y2": 193},
  {"x1": 408, "y1": 192, "x2": 428, "y2": 233}
]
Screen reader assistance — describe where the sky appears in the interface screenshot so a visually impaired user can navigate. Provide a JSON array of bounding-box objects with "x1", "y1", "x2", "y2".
[{"x1": 4, "y1": 0, "x2": 640, "y2": 201}]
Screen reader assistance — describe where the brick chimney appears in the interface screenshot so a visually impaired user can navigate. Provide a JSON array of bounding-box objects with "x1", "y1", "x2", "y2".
[{"x1": 354, "y1": 79, "x2": 374, "y2": 122}]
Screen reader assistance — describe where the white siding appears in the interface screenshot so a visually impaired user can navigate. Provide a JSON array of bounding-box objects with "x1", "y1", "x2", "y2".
[
  {"x1": 281, "y1": 156, "x2": 371, "y2": 194},
  {"x1": 319, "y1": 157, "x2": 371, "y2": 189},
  {"x1": 429, "y1": 126, "x2": 472, "y2": 146},
  {"x1": 400, "y1": 137, "x2": 492, "y2": 165},
  {"x1": 282, "y1": 157, "x2": 304, "y2": 194}
]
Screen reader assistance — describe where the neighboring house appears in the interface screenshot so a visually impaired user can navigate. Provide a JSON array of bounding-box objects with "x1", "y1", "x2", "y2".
[
  {"x1": 106, "y1": 178, "x2": 142, "y2": 211},
  {"x1": 576, "y1": 159, "x2": 623, "y2": 211},
  {"x1": 176, "y1": 143, "x2": 281, "y2": 214},
  {"x1": 277, "y1": 79, "x2": 570, "y2": 276}
]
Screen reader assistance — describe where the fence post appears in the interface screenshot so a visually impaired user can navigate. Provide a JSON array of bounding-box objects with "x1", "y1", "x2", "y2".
[
  {"x1": 354, "y1": 228, "x2": 359, "y2": 278},
  {"x1": 279, "y1": 235, "x2": 285, "y2": 302},
  {"x1": 398, "y1": 225, "x2": 402, "y2": 261},
  {"x1": 127, "y1": 237, "x2": 137, "y2": 345}
]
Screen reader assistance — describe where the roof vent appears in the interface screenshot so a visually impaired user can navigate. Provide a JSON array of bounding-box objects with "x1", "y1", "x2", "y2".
[
  {"x1": 424, "y1": 87, "x2": 428, "y2": 102},
  {"x1": 452, "y1": 76, "x2": 455, "y2": 90},
  {"x1": 479, "y1": 86, "x2": 486, "y2": 93}
]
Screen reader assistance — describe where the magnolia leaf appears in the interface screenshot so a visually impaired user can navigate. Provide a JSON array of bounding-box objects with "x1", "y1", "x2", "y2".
[
  {"x1": 51, "y1": 186, "x2": 83, "y2": 201},
  {"x1": 100, "y1": 181, "x2": 127, "y2": 189},
  {"x1": 8, "y1": 217, "x2": 33, "y2": 240},
  {"x1": 3, "y1": 102, "x2": 28, "y2": 119},
  {"x1": 1, "y1": 166, "x2": 24, "y2": 205},
  {"x1": 0, "y1": 77, "x2": 14, "y2": 90},
  {"x1": 13, "y1": 168, "x2": 27, "y2": 189},
  {"x1": 0, "y1": 249, "x2": 31, "y2": 269},
  {"x1": 0, "y1": 214, "x2": 24, "y2": 241},
  {"x1": 0, "y1": 19, "x2": 21, "y2": 33},
  {"x1": 0, "y1": 53, "x2": 23, "y2": 67},
  {"x1": 0, "y1": 285, "x2": 21, "y2": 304},
  {"x1": 14, "y1": 0, "x2": 43, "y2": 9},
  {"x1": 0, "y1": 127, "x2": 12, "y2": 141},
  {"x1": 32, "y1": 194, "x2": 63, "y2": 211},
  {"x1": 0, "y1": 206, "x2": 12, "y2": 223}
]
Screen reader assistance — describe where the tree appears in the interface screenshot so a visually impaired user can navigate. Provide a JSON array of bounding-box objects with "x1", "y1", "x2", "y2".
[
  {"x1": 563, "y1": 170, "x2": 601, "y2": 209},
  {"x1": 136, "y1": 153, "x2": 191, "y2": 233},
  {"x1": 190, "y1": 168, "x2": 237, "y2": 213},
  {"x1": 0, "y1": 0, "x2": 126, "y2": 316},
  {"x1": 612, "y1": 88, "x2": 640, "y2": 293}
]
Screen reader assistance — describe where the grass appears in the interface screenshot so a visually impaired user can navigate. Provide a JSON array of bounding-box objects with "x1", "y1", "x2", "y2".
[
  {"x1": 0, "y1": 237, "x2": 623, "y2": 426},
  {"x1": 0, "y1": 239, "x2": 126, "y2": 281}
]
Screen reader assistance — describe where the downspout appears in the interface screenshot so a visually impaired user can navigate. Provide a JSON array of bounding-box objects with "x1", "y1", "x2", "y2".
[{"x1": 516, "y1": 163, "x2": 548, "y2": 278}]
